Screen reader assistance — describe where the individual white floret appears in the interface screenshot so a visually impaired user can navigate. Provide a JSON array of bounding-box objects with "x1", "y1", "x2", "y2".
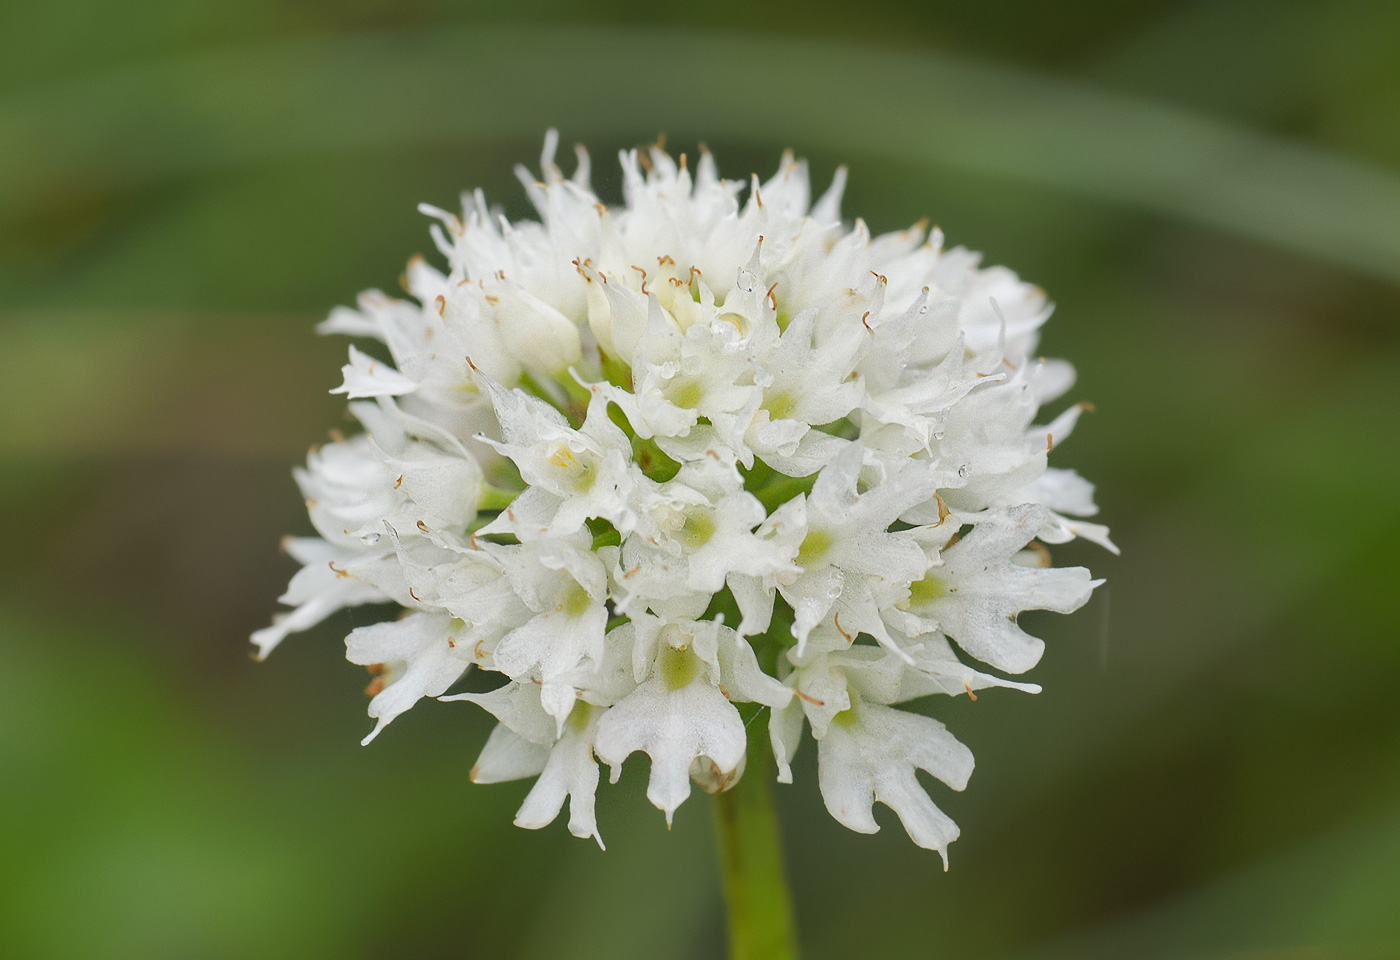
[
  {"x1": 448, "y1": 680, "x2": 609, "y2": 847},
  {"x1": 816, "y1": 700, "x2": 973, "y2": 868},
  {"x1": 345, "y1": 611, "x2": 477, "y2": 745},
  {"x1": 616, "y1": 458, "x2": 796, "y2": 618},
  {"x1": 898, "y1": 504, "x2": 1102, "y2": 674},
  {"x1": 251, "y1": 536, "x2": 401, "y2": 659},
  {"x1": 772, "y1": 444, "x2": 939, "y2": 654},
  {"x1": 474, "y1": 378, "x2": 639, "y2": 538},
  {"x1": 486, "y1": 534, "x2": 610, "y2": 731},
  {"x1": 594, "y1": 617, "x2": 789, "y2": 824}
]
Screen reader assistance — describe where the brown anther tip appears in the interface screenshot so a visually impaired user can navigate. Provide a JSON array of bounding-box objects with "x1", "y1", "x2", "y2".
[
  {"x1": 594, "y1": 202, "x2": 608, "y2": 217},
  {"x1": 861, "y1": 311, "x2": 872, "y2": 332},
  {"x1": 678, "y1": 153, "x2": 687, "y2": 170},
  {"x1": 1047, "y1": 433, "x2": 1054, "y2": 451},
  {"x1": 465, "y1": 355, "x2": 479, "y2": 372},
  {"x1": 794, "y1": 688, "x2": 825, "y2": 707},
  {"x1": 328, "y1": 428, "x2": 345, "y2": 443},
  {"x1": 658, "y1": 254, "x2": 674, "y2": 266},
  {"x1": 409, "y1": 587, "x2": 422, "y2": 602},
  {"x1": 1079, "y1": 401, "x2": 1098, "y2": 414},
  {"x1": 833, "y1": 612, "x2": 853, "y2": 642},
  {"x1": 394, "y1": 474, "x2": 404, "y2": 490},
  {"x1": 936, "y1": 492, "x2": 951, "y2": 524},
  {"x1": 328, "y1": 561, "x2": 350, "y2": 579},
  {"x1": 766, "y1": 282, "x2": 779, "y2": 311},
  {"x1": 469, "y1": 765, "x2": 481, "y2": 783},
  {"x1": 416, "y1": 520, "x2": 430, "y2": 533},
  {"x1": 447, "y1": 638, "x2": 456, "y2": 648},
  {"x1": 434, "y1": 295, "x2": 446, "y2": 317},
  {"x1": 870, "y1": 271, "x2": 888, "y2": 284},
  {"x1": 623, "y1": 565, "x2": 642, "y2": 579},
  {"x1": 964, "y1": 682, "x2": 978, "y2": 702},
  {"x1": 365, "y1": 678, "x2": 386, "y2": 697}
]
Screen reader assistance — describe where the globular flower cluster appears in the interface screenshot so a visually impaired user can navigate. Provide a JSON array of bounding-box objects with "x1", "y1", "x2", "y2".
[{"x1": 256, "y1": 133, "x2": 1112, "y2": 864}]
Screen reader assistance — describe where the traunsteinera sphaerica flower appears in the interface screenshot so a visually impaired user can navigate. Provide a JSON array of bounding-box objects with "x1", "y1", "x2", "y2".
[{"x1": 256, "y1": 132, "x2": 1114, "y2": 866}]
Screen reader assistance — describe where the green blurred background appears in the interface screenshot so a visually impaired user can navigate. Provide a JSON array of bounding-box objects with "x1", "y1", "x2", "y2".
[{"x1": 2, "y1": 1, "x2": 1398, "y2": 957}]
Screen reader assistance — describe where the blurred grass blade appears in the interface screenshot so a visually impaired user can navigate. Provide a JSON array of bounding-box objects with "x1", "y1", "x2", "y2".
[{"x1": 3, "y1": 25, "x2": 1400, "y2": 284}]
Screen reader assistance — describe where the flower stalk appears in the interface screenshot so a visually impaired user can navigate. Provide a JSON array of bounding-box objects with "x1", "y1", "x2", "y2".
[{"x1": 714, "y1": 714, "x2": 800, "y2": 960}]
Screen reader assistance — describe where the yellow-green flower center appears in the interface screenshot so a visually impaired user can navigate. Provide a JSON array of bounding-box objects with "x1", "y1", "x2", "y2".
[
  {"x1": 666, "y1": 377, "x2": 705, "y2": 410},
  {"x1": 832, "y1": 698, "x2": 861, "y2": 728},
  {"x1": 547, "y1": 443, "x2": 597, "y2": 493},
  {"x1": 560, "y1": 581, "x2": 593, "y2": 617},
  {"x1": 903, "y1": 572, "x2": 948, "y2": 609},
  {"x1": 765, "y1": 391, "x2": 796, "y2": 420},
  {"x1": 566, "y1": 699, "x2": 593, "y2": 732},
  {"x1": 660, "y1": 642, "x2": 703, "y2": 690},
  {"x1": 678, "y1": 509, "x2": 716, "y2": 549},
  {"x1": 796, "y1": 528, "x2": 833, "y2": 568}
]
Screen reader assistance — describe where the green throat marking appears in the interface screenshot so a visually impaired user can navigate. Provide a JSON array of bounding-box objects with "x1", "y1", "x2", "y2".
[{"x1": 796, "y1": 528, "x2": 833, "y2": 568}]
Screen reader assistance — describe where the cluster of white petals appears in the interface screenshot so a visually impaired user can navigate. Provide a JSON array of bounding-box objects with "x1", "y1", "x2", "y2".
[{"x1": 256, "y1": 132, "x2": 1112, "y2": 864}]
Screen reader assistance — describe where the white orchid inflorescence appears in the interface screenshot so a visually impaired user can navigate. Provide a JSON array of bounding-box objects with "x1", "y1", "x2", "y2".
[{"x1": 256, "y1": 132, "x2": 1112, "y2": 865}]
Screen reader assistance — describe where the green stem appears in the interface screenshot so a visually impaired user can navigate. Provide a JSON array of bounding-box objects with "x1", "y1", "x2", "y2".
[{"x1": 713, "y1": 719, "x2": 800, "y2": 960}]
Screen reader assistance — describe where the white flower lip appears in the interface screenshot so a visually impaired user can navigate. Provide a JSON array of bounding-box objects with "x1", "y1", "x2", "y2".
[{"x1": 256, "y1": 131, "x2": 1111, "y2": 860}]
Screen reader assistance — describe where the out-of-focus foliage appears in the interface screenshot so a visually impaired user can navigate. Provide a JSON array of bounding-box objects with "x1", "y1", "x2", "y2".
[{"x1": 1, "y1": 1, "x2": 1397, "y2": 958}]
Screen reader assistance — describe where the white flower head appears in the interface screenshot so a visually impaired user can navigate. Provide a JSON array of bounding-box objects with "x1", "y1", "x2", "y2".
[{"x1": 256, "y1": 133, "x2": 1111, "y2": 862}]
